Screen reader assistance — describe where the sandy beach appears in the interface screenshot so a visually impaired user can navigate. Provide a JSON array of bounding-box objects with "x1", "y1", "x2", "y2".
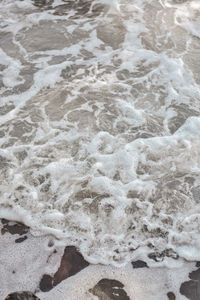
[
  {"x1": 1, "y1": 1, "x2": 200, "y2": 299},
  {"x1": 0, "y1": 219, "x2": 199, "y2": 299}
]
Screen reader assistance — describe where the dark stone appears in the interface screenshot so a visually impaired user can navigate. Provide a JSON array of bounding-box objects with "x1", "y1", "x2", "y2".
[
  {"x1": 39, "y1": 246, "x2": 89, "y2": 292},
  {"x1": 5, "y1": 291, "x2": 40, "y2": 300},
  {"x1": 167, "y1": 291, "x2": 176, "y2": 299},
  {"x1": 15, "y1": 236, "x2": 28, "y2": 243},
  {"x1": 53, "y1": 246, "x2": 89, "y2": 286},
  {"x1": 189, "y1": 268, "x2": 200, "y2": 281},
  {"x1": 131, "y1": 260, "x2": 148, "y2": 268},
  {"x1": 39, "y1": 274, "x2": 53, "y2": 292},
  {"x1": 180, "y1": 267, "x2": 200, "y2": 299},
  {"x1": 180, "y1": 280, "x2": 200, "y2": 300},
  {"x1": 89, "y1": 278, "x2": 130, "y2": 300},
  {"x1": 1, "y1": 219, "x2": 29, "y2": 236}
]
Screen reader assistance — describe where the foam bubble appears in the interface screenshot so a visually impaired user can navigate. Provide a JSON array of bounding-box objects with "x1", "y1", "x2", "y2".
[{"x1": 0, "y1": 0, "x2": 200, "y2": 266}]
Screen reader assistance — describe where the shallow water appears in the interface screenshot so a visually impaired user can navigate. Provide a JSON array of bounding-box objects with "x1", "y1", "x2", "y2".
[{"x1": 0, "y1": 0, "x2": 200, "y2": 266}]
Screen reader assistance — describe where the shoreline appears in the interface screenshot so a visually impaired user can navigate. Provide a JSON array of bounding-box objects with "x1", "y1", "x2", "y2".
[{"x1": 0, "y1": 218, "x2": 198, "y2": 300}]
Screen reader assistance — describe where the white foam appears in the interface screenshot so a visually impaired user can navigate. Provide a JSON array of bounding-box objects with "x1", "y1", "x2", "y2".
[
  {"x1": 0, "y1": 0, "x2": 200, "y2": 266},
  {"x1": 0, "y1": 222, "x2": 195, "y2": 300}
]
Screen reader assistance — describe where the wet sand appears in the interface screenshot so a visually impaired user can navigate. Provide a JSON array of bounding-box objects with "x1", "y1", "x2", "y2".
[
  {"x1": 0, "y1": 219, "x2": 198, "y2": 300},
  {"x1": 1, "y1": 1, "x2": 200, "y2": 299}
]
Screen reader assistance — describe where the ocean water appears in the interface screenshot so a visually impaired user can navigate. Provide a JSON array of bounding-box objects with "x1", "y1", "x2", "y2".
[{"x1": 0, "y1": 0, "x2": 200, "y2": 266}]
